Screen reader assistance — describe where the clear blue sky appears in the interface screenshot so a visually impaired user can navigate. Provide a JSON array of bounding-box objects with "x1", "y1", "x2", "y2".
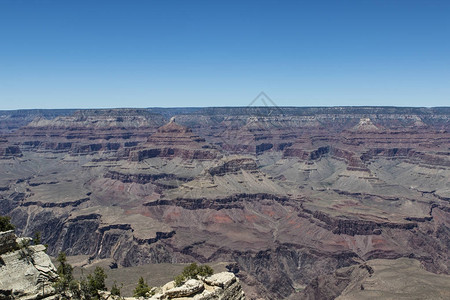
[{"x1": 0, "y1": 0, "x2": 449, "y2": 109}]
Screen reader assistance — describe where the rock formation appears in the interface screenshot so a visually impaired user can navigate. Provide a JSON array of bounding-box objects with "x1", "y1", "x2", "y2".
[
  {"x1": 351, "y1": 117, "x2": 380, "y2": 132},
  {"x1": 99, "y1": 272, "x2": 245, "y2": 300},
  {"x1": 0, "y1": 231, "x2": 58, "y2": 299}
]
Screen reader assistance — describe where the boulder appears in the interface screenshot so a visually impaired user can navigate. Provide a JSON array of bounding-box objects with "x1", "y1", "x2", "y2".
[
  {"x1": 204, "y1": 272, "x2": 236, "y2": 289},
  {"x1": 164, "y1": 279, "x2": 204, "y2": 298}
]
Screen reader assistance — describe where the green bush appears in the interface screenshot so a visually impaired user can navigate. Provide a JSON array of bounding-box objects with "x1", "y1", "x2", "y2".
[
  {"x1": 0, "y1": 215, "x2": 14, "y2": 232},
  {"x1": 133, "y1": 276, "x2": 150, "y2": 297},
  {"x1": 198, "y1": 264, "x2": 214, "y2": 277},
  {"x1": 174, "y1": 263, "x2": 214, "y2": 286},
  {"x1": 174, "y1": 274, "x2": 185, "y2": 287}
]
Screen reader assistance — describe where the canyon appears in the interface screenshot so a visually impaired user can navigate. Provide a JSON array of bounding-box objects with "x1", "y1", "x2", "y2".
[{"x1": 0, "y1": 107, "x2": 449, "y2": 299}]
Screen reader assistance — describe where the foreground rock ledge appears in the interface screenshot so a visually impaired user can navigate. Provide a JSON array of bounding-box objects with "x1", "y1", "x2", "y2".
[
  {"x1": 0, "y1": 232, "x2": 58, "y2": 299},
  {"x1": 99, "y1": 272, "x2": 246, "y2": 300}
]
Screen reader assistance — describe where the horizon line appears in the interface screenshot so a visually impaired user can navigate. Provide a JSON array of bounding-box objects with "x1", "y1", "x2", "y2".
[{"x1": 1, "y1": 105, "x2": 450, "y2": 111}]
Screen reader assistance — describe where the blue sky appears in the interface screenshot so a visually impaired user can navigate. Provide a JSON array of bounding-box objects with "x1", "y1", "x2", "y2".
[{"x1": 0, "y1": 0, "x2": 449, "y2": 109}]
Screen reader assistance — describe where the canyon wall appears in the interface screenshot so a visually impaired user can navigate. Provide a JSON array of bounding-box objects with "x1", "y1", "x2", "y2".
[{"x1": 0, "y1": 107, "x2": 449, "y2": 299}]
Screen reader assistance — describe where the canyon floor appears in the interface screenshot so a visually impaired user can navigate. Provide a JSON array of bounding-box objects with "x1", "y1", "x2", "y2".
[{"x1": 0, "y1": 107, "x2": 449, "y2": 299}]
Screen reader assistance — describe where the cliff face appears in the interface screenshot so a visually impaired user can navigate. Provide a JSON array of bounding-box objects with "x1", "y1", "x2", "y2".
[
  {"x1": 299, "y1": 258, "x2": 450, "y2": 300},
  {"x1": 0, "y1": 107, "x2": 449, "y2": 299},
  {"x1": 6, "y1": 109, "x2": 167, "y2": 155},
  {"x1": 0, "y1": 138, "x2": 22, "y2": 159},
  {"x1": 0, "y1": 231, "x2": 58, "y2": 299}
]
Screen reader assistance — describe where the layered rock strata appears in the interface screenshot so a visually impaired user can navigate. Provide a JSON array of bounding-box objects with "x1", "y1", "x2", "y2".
[
  {"x1": 0, "y1": 107, "x2": 449, "y2": 299},
  {"x1": 0, "y1": 138, "x2": 22, "y2": 159},
  {"x1": 129, "y1": 118, "x2": 220, "y2": 161},
  {"x1": 8, "y1": 109, "x2": 167, "y2": 155}
]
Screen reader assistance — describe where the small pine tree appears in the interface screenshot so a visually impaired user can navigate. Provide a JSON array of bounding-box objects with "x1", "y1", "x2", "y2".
[
  {"x1": 54, "y1": 251, "x2": 74, "y2": 295},
  {"x1": 87, "y1": 266, "x2": 107, "y2": 297},
  {"x1": 133, "y1": 276, "x2": 150, "y2": 297},
  {"x1": 56, "y1": 252, "x2": 74, "y2": 281},
  {"x1": 19, "y1": 238, "x2": 30, "y2": 249},
  {"x1": 0, "y1": 215, "x2": 14, "y2": 232},
  {"x1": 78, "y1": 277, "x2": 90, "y2": 299},
  {"x1": 110, "y1": 281, "x2": 122, "y2": 296},
  {"x1": 33, "y1": 231, "x2": 41, "y2": 245}
]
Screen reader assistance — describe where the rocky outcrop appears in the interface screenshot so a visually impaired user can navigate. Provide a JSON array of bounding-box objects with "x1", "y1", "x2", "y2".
[
  {"x1": 0, "y1": 233, "x2": 58, "y2": 299},
  {"x1": 351, "y1": 118, "x2": 380, "y2": 132},
  {"x1": 0, "y1": 230, "x2": 17, "y2": 254},
  {"x1": 99, "y1": 272, "x2": 245, "y2": 300},
  {"x1": 163, "y1": 279, "x2": 204, "y2": 298}
]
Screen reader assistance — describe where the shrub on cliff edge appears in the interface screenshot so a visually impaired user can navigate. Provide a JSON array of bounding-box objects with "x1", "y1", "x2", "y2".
[
  {"x1": 174, "y1": 263, "x2": 214, "y2": 286},
  {"x1": 0, "y1": 215, "x2": 14, "y2": 232},
  {"x1": 54, "y1": 251, "x2": 76, "y2": 297},
  {"x1": 54, "y1": 253, "x2": 109, "y2": 299},
  {"x1": 133, "y1": 276, "x2": 150, "y2": 297}
]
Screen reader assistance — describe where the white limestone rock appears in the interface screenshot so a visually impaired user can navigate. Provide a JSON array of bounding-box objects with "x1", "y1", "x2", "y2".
[
  {"x1": 0, "y1": 240, "x2": 58, "y2": 299},
  {"x1": 165, "y1": 279, "x2": 204, "y2": 298},
  {"x1": 204, "y1": 272, "x2": 236, "y2": 289}
]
